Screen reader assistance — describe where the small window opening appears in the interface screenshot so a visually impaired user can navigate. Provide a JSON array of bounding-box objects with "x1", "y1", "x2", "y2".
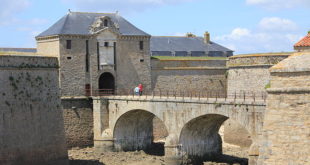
[
  {"x1": 139, "y1": 41, "x2": 143, "y2": 50},
  {"x1": 140, "y1": 59, "x2": 144, "y2": 62},
  {"x1": 104, "y1": 42, "x2": 109, "y2": 47},
  {"x1": 85, "y1": 84, "x2": 91, "y2": 96},
  {"x1": 67, "y1": 57, "x2": 72, "y2": 60},
  {"x1": 66, "y1": 40, "x2": 71, "y2": 49},
  {"x1": 104, "y1": 19, "x2": 108, "y2": 26},
  {"x1": 86, "y1": 40, "x2": 89, "y2": 72}
]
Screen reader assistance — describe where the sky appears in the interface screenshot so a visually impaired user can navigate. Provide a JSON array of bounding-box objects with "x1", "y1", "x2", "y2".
[{"x1": 0, "y1": 0, "x2": 309, "y2": 54}]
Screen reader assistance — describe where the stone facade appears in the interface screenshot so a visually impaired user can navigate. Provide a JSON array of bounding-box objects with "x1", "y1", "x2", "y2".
[
  {"x1": 227, "y1": 54, "x2": 290, "y2": 95},
  {"x1": 116, "y1": 36, "x2": 151, "y2": 93},
  {"x1": 36, "y1": 37, "x2": 60, "y2": 57},
  {"x1": 151, "y1": 59, "x2": 227, "y2": 94},
  {"x1": 0, "y1": 55, "x2": 68, "y2": 165},
  {"x1": 37, "y1": 34, "x2": 151, "y2": 97},
  {"x1": 258, "y1": 52, "x2": 310, "y2": 165},
  {"x1": 36, "y1": 13, "x2": 152, "y2": 97},
  {"x1": 62, "y1": 98, "x2": 94, "y2": 148}
]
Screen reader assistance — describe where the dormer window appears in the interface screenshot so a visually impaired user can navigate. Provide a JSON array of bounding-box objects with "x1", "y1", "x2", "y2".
[
  {"x1": 104, "y1": 42, "x2": 109, "y2": 47},
  {"x1": 104, "y1": 19, "x2": 108, "y2": 27}
]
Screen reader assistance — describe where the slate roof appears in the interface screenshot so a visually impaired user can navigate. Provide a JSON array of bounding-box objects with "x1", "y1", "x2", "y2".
[
  {"x1": 294, "y1": 32, "x2": 310, "y2": 47},
  {"x1": 37, "y1": 12, "x2": 150, "y2": 37},
  {"x1": 150, "y1": 36, "x2": 232, "y2": 53}
]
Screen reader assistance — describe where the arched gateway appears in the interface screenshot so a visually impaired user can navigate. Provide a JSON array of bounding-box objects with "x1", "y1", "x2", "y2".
[{"x1": 98, "y1": 72, "x2": 115, "y2": 94}]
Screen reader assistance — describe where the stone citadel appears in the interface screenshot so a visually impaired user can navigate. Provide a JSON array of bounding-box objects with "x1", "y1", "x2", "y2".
[{"x1": 0, "y1": 11, "x2": 309, "y2": 165}]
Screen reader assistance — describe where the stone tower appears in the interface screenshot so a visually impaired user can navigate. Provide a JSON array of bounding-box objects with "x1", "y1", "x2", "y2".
[{"x1": 36, "y1": 11, "x2": 151, "y2": 96}]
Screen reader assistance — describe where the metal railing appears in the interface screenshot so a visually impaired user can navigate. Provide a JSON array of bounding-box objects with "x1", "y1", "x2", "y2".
[{"x1": 84, "y1": 89, "x2": 267, "y2": 102}]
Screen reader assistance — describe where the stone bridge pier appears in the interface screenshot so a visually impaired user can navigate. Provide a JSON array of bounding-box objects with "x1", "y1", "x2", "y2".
[{"x1": 93, "y1": 96, "x2": 265, "y2": 165}]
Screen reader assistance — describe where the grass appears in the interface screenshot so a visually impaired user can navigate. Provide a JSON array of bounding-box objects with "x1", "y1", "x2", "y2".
[
  {"x1": 151, "y1": 56, "x2": 227, "y2": 60},
  {"x1": 0, "y1": 51, "x2": 36, "y2": 56},
  {"x1": 232, "y1": 52, "x2": 293, "y2": 58}
]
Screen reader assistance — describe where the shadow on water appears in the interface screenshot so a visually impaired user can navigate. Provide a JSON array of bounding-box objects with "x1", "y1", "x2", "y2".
[
  {"x1": 144, "y1": 142, "x2": 165, "y2": 156},
  {"x1": 187, "y1": 154, "x2": 248, "y2": 165},
  {"x1": 69, "y1": 160, "x2": 105, "y2": 165}
]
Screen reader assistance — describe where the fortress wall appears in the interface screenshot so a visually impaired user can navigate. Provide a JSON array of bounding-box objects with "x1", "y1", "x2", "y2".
[
  {"x1": 259, "y1": 53, "x2": 310, "y2": 164},
  {"x1": 224, "y1": 54, "x2": 289, "y2": 148},
  {"x1": 62, "y1": 98, "x2": 94, "y2": 148},
  {"x1": 0, "y1": 55, "x2": 68, "y2": 165},
  {"x1": 227, "y1": 54, "x2": 289, "y2": 95},
  {"x1": 151, "y1": 59, "x2": 227, "y2": 94},
  {"x1": 151, "y1": 59, "x2": 227, "y2": 68}
]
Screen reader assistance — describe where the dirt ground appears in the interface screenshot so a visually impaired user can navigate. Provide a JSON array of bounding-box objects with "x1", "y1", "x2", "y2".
[{"x1": 68, "y1": 143, "x2": 249, "y2": 165}]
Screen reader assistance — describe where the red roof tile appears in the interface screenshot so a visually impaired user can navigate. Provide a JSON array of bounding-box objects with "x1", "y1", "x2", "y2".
[{"x1": 294, "y1": 33, "x2": 310, "y2": 47}]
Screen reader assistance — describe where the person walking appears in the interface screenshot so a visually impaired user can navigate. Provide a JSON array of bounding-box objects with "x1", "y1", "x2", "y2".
[
  {"x1": 134, "y1": 86, "x2": 140, "y2": 95},
  {"x1": 138, "y1": 84, "x2": 143, "y2": 96}
]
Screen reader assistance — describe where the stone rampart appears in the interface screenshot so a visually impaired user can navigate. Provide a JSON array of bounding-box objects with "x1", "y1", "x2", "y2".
[
  {"x1": 258, "y1": 53, "x2": 310, "y2": 165},
  {"x1": 62, "y1": 97, "x2": 94, "y2": 148},
  {"x1": 225, "y1": 54, "x2": 290, "y2": 150},
  {"x1": 0, "y1": 55, "x2": 68, "y2": 165},
  {"x1": 151, "y1": 59, "x2": 227, "y2": 93},
  {"x1": 227, "y1": 54, "x2": 290, "y2": 94}
]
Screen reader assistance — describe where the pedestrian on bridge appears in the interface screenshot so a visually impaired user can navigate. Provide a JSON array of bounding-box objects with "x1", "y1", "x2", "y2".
[
  {"x1": 134, "y1": 86, "x2": 140, "y2": 96},
  {"x1": 138, "y1": 84, "x2": 143, "y2": 96}
]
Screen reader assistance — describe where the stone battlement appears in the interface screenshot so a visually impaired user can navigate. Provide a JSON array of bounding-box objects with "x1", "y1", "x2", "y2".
[{"x1": 228, "y1": 53, "x2": 290, "y2": 68}]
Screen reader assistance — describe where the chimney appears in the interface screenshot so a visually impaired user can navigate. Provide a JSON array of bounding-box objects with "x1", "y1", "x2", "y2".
[
  {"x1": 186, "y1": 33, "x2": 196, "y2": 38},
  {"x1": 204, "y1": 31, "x2": 210, "y2": 44}
]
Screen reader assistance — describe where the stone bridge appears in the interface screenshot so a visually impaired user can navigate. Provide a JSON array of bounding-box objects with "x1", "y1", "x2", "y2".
[{"x1": 93, "y1": 96, "x2": 265, "y2": 164}]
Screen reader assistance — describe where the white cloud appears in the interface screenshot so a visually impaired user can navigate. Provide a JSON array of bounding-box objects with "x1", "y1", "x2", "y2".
[
  {"x1": 246, "y1": 0, "x2": 310, "y2": 10},
  {"x1": 215, "y1": 28, "x2": 251, "y2": 40},
  {"x1": 62, "y1": 0, "x2": 194, "y2": 14},
  {"x1": 0, "y1": 0, "x2": 30, "y2": 24},
  {"x1": 259, "y1": 17, "x2": 297, "y2": 31},
  {"x1": 214, "y1": 17, "x2": 303, "y2": 54}
]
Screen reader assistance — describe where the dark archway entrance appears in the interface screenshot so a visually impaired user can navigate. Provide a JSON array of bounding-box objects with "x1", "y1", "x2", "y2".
[
  {"x1": 179, "y1": 114, "x2": 249, "y2": 165},
  {"x1": 113, "y1": 110, "x2": 168, "y2": 156},
  {"x1": 99, "y1": 72, "x2": 115, "y2": 94}
]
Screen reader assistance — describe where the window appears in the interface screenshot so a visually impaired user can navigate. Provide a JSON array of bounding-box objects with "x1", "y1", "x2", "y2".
[
  {"x1": 104, "y1": 42, "x2": 109, "y2": 47},
  {"x1": 66, "y1": 40, "x2": 71, "y2": 49},
  {"x1": 97, "y1": 42, "x2": 100, "y2": 70},
  {"x1": 86, "y1": 40, "x2": 89, "y2": 72},
  {"x1": 139, "y1": 41, "x2": 143, "y2": 50},
  {"x1": 140, "y1": 59, "x2": 144, "y2": 62},
  {"x1": 67, "y1": 57, "x2": 72, "y2": 60},
  {"x1": 104, "y1": 19, "x2": 108, "y2": 26}
]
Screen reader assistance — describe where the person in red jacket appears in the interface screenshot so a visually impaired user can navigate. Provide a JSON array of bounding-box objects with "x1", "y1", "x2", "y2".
[{"x1": 138, "y1": 84, "x2": 143, "y2": 96}]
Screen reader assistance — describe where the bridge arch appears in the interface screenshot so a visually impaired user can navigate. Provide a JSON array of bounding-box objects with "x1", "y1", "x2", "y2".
[
  {"x1": 179, "y1": 113, "x2": 252, "y2": 164},
  {"x1": 113, "y1": 109, "x2": 168, "y2": 152}
]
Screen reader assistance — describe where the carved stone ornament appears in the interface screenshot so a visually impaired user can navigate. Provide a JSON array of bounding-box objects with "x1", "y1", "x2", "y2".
[{"x1": 89, "y1": 16, "x2": 119, "y2": 34}]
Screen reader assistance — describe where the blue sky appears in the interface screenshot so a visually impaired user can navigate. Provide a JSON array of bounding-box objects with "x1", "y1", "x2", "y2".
[{"x1": 0, "y1": 0, "x2": 309, "y2": 54}]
